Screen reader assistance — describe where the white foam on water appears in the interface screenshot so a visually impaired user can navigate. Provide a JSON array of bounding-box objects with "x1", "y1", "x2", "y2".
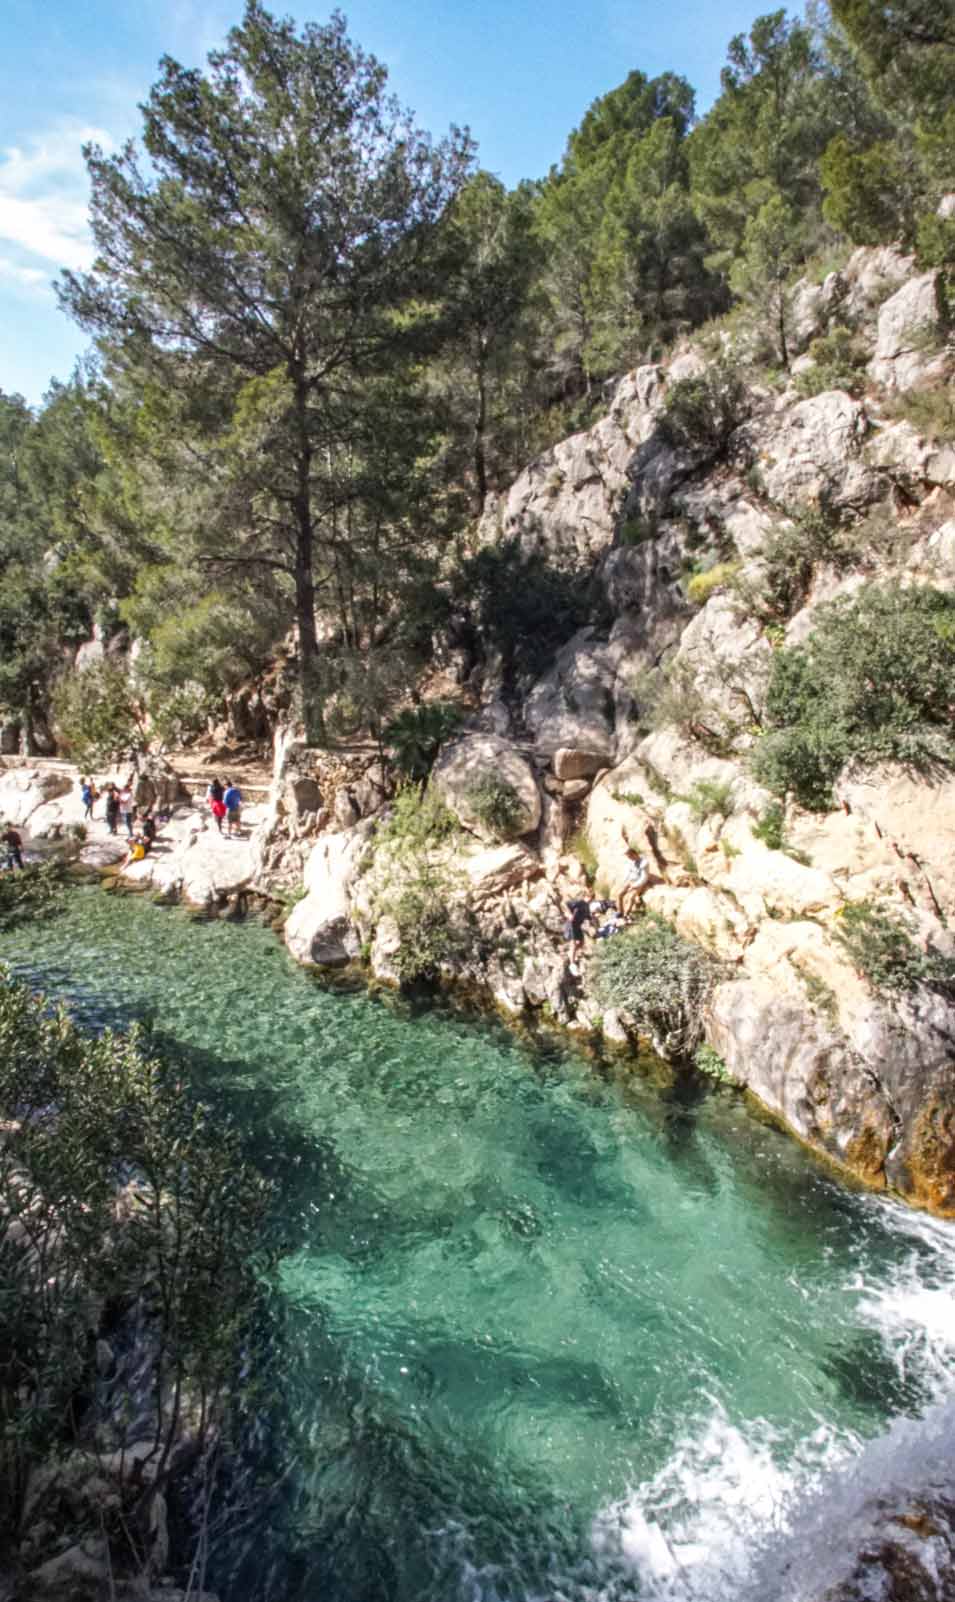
[{"x1": 587, "y1": 1202, "x2": 955, "y2": 1602}]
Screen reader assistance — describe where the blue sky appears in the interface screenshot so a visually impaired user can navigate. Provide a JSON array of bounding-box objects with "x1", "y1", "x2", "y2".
[{"x1": 0, "y1": 0, "x2": 764, "y2": 405}]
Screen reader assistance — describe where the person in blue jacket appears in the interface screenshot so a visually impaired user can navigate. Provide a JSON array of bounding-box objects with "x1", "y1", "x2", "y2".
[{"x1": 223, "y1": 780, "x2": 242, "y2": 837}]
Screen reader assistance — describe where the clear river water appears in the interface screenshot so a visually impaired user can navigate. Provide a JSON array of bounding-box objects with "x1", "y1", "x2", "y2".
[{"x1": 3, "y1": 888, "x2": 955, "y2": 1602}]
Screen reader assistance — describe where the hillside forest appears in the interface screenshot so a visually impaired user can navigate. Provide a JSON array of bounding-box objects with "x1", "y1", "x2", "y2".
[{"x1": 1, "y1": 0, "x2": 954, "y2": 757}]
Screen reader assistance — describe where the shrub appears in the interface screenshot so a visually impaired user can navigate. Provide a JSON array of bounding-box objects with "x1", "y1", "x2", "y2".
[
  {"x1": 685, "y1": 562, "x2": 741, "y2": 607},
  {"x1": 834, "y1": 900, "x2": 955, "y2": 994},
  {"x1": 0, "y1": 860, "x2": 68, "y2": 930},
  {"x1": 566, "y1": 828, "x2": 598, "y2": 882},
  {"x1": 591, "y1": 913, "x2": 722, "y2": 1058},
  {"x1": 464, "y1": 774, "x2": 526, "y2": 839},
  {"x1": 658, "y1": 361, "x2": 751, "y2": 459},
  {"x1": 684, "y1": 778, "x2": 735, "y2": 823},
  {"x1": 376, "y1": 783, "x2": 458, "y2": 859},
  {"x1": 694, "y1": 1042, "x2": 740, "y2": 1085},
  {"x1": 751, "y1": 584, "x2": 955, "y2": 809},
  {"x1": 884, "y1": 383, "x2": 955, "y2": 445},
  {"x1": 755, "y1": 507, "x2": 857, "y2": 621},
  {"x1": 53, "y1": 657, "x2": 149, "y2": 766},
  {"x1": 383, "y1": 702, "x2": 464, "y2": 781},
  {"x1": 751, "y1": 801, "x2": 786, "y2": 851},
  {"x1": 0, "y1": 969, "x2": 270, "y2": 1571},
  {"x1": 794, "y1": 326, "x2": 868, "y2": 398},
  {"x1": 384, "y1": 864, "x2": 471, "y2": 983},
  {"x1": 618, "y1": 515, "x2": 659, "y2": 547}
]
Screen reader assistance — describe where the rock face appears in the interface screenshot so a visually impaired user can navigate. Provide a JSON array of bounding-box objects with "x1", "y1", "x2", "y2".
[
  {"x1": 868, "y1": 270, "x2": 949, "y2": 391},
  {"x1": 431, "y1": 734, "x2": 541, "y2": 840},
  {"x1": 284, "y1": 824, "x2": 371, "y2": 966}
]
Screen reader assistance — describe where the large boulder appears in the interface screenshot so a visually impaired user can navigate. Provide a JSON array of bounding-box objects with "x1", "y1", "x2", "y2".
[
  {"x1": 756, "y1": 391, "x2": 877, "y2": 511},
  {"x1": 0, "y1": 766, "x2": 72, "y2": 827},
  {"x1": 431, "y1": 735, "x2": 541, "y2": 841},
  {"x1": 463, "y1": 842, "x2": 541, "y2": 904},
  {"x1": 523, "y1": 630, "x2": 619, "y2": 764},
  {"x1": 868, "y1": 271, "x2": 950, "y2": 391},
  {"x1": 284, "y1": 824, "x2": 370, "y2": 966}
]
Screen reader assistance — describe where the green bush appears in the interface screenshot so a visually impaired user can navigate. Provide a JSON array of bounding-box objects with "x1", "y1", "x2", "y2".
[
  {"x1": 383, "y1": 702, "x2": 464, "y2": 781},
  {"x1": 591, "y1": 913, "x2": 722, "y2": 1058},
  {"x1": 0, "y1": 860, "x2": 68, "y2": 930},
  {"x1": 834, "y1": 900, "x2": 955, "y2": 994},
  {"x1": 684, "y1": 777, "x2": 735, "y2": 823},
  {"x1": 685, "y1": 562, "x2": 741, "y2": 606},
  {"x1": 658, "y1": 362, "x2": 751, "y2": 459},
  {"x1": 384, "y1": 865, "x2": 471, "y2": 983},
  {"x1": 885, "y1": 383, "x2": 955, "y2": 445},
  {"x1": 751, "y1": 584, "x2": 955, "y2": 809},
  {"x1": 755, "y1": 507, "x2": 857, "y2": 621},
  {"x1": 751, "y1": 801, "x2": 786, "y2": 851},
  {"x1": 694, "y1": 1042, "x2": 740, "y2": 1085},
  {"x1": 618, "y1": 515, "x2": 659, "y2": 547},
  {"x1": 566, "y1": 827, "x2": 598, "y2": 882},
  {"x1": 794, "y1": 327, "x2": 868, "y2": 398},
  {"x1": 376, "y1": 783, "x2": 458, "y2": 859},
  {"x1": 53, "y1": 657, "x2": 148, "y2": 766},
  {"x1": 464, "y1": 774, "x2": 526, "y2": 839},
  {"x1": 0, "y1": 968, "x2": 270, "y2": 1567}
]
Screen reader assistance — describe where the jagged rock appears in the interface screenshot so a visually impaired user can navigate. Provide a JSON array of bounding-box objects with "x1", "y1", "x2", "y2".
[
  {"x1": 0, "y1": 765, "x2": 72, "y2": 827},
  {"x1": 868, "y1": 271, "x2": 950, "y2": 391},
  {"x1": 867, "y1": 419, "x2": 955, "y2": 490},
  {"x1": 463, "y1": 842, "x2": 541, "y2": 904},
  {"x1": 553, "y1": 747, "x2": 605, "y2": 780},
  {"x1": 284, "y1": 825, "x2": 370, "y2": 966},
  {"x1": 524, "y1": 630, "x2": 619, "y2": 764},
  {"x1": 561, "y1": 778, "x2": 591, "y2": 801},
  {"x1": 790, "y1": 268, "x2": 848, "y2": 352},
  {"x1": 834, "y1": 762, "x2": 955, "y2": 921},
  {"x1": 432, "y1": 734, "x2": 541, "y2": 841},
  {"x1": 841, "y1": 243, "x2": 915, "y2": 325},
  {"x1": 756, "y1": 390, "x2": 877, "y2": 510},
  {"x1": 285, "y1": 775, "x2": 322, "y2": 818},
  {"x1": 27, "y1": 1537, "x2": 110, "y2": 1597}
]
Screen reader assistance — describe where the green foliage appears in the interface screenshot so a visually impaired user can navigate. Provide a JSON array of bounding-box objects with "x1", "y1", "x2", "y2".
[
  {"x1": 794, "y1": 326, "x2": 869, "y2": 398},
  {"x1": 52, "y1": 656, "x2": 148, "y2": 766},
  {"x1": 383, "y1": 703, "x2": 464, "y2": 781},
  {"x1": 916, "y1": 214, "x2": 955, "y2": 273},
  {"x1": 566, "y1": 828, "x2": 598, "y2": 882},
  {"x1": 0, "y1": 860, "x2": 68, "y2": 930},
  {"x1": 685, "y1": 561, "x2": 741, "y2": 606},
  {"x1": 684, "y1": 778, "x2": 735, "y2": 823},
  {"x1": 751, "y1": 801, "x2": 787, "y2": 851},
  {"x1": 0, "y1": 967, "x2": 271, "y2": 1561},
  {"x1": 834, "y1": 899, "x2": 955, "y2": 993},
  {"x1": 884, "y1": 383, "x2": 955, "y2": 444},
  {"x1": 729, "y1": 193, "x2": 804, "y2": 367},
  {"x1": 591, "y1": 913, "x2": 722, "y2": 1057},
  {"x1": 752, "y1": 584, "x2": 955, "y2": 808},
  {"x1": 451, "y1": 538, "x2": 598, "y2": 689},
  {"x1": 658, "y1": 361, "x2": 750, "y2": 458},
  {"x1": 375, "y1": 784, "x2": 459, "y2": 860},
  {"x1": 618, "y1": 515, "x2": 659, "y2": 546},
  {"x1": 464, "y1": 774, "x2": 526, "y2": 839},
  {"x1": 694, "y1": 1042, "x2": 740, "y2": 1084},
  {"x1": 753, "y1": 507, "x2": 858, "y2": 621},
  {"x1": 385, "y1": 864, "x2": 471, "y2": 984}
]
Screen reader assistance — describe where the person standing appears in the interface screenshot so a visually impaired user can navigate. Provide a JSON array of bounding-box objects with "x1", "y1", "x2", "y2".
[
  {"x1": 223, "y1": 780, "x2": 242, "y2": 837},
  {"x1": 141, "y1": 808, "x2": 157, "y2": 851},
  {"x1": 80, "y1": 778, "x2": 95, "y2": 820},
  {"x1": 118, "y1": 782, "x2": 135, "y2": 838},
  {"x1": 563, "y1": 897, "x2": 596, "y2": 977},
  {"x1": 105, "y1": 785, "x2": 120, "y2": 836},
  {"x1": 2, "y1": 824, "x2": 23, "y2": 870},
  {"x1": 207, "y1": 777, "x2": 226, "y2": 835}
]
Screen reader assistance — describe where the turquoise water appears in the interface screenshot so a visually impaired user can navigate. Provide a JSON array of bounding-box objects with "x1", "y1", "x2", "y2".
[{"x1": 4, "y1": 889, "x2": 955, "y2": 1602}]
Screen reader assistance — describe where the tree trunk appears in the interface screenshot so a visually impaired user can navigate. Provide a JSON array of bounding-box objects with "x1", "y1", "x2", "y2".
[
  {"x1": 473, "y1": 350, "x2": 488, "y2": 515},
  {"x1": 292, "y1": 368, "x2": 322, "y2": 743}
]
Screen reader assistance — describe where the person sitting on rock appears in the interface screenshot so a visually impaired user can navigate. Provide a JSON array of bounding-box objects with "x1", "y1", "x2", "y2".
[
  {"x1": 122, "y1": 833, "x2": 147, "y2": 868},
  {"x1": 618, "y1": 839, "x2": 650, "y2": 917},
  {"x1": 564, "y1": 897, "x2": 596, "y2": 977},
  {"x1": 3, "y1": 823, "x2": 23, "y2": 871},
  {"x1": 595, "y1": 907, "x2": 626, "y2": 940}
]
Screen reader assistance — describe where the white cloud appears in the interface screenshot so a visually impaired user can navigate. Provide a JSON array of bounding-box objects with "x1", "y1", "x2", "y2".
[
  {"x1": 0, "y1": 122, "x2": 114, "y2": 275},
  {"x1": 0, "y1": 255, "x2": 49, "y2": 291}
]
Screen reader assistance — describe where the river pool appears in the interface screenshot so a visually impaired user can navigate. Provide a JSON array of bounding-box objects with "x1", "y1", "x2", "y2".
[{"x1": 3, "y1": 888, "x2": 954, "y2": 1602}]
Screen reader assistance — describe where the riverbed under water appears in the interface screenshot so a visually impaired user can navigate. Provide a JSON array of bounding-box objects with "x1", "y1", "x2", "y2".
[{"x1": 3, "y1": 888, "x2": 954, "y2": 1602}]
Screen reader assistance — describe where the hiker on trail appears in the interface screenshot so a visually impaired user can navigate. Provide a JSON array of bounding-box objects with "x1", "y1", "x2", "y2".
[
  {"x1": 80, "y1": 778, "x2": 96, "y2": 821},
  {"x1": 223, "y1": 780, "x2": 242, "y2": 836},
  {"x1": 105, "y1": 786, "x2": 120, "y2": 836},
  {"x1": 118, "y1": 782, "x2": 135, "y2": 838},
  {"x1": 618, "y1": 838, "x2": 650, "y2": 917},
  {"x1": 3, "y1": 824, "x2": 23, "y2": 871},
  {"x1": 564, "y1": 897, "x2": 596, "y2": 977},
  {"x1": 207, "y1": 777, "x2": 226, "y2": 834}
]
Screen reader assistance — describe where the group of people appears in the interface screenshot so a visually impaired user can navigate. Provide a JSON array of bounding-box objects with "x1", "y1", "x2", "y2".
[
  {"x1": 205, "y1": 778, "x2": 243, "y2": 836},
  {"x1": 80, "y1": 777, "x2": 159, "y2": 862},
  {"x1": 563, "y1": 836, "x2": 652, "y2": 977}
]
